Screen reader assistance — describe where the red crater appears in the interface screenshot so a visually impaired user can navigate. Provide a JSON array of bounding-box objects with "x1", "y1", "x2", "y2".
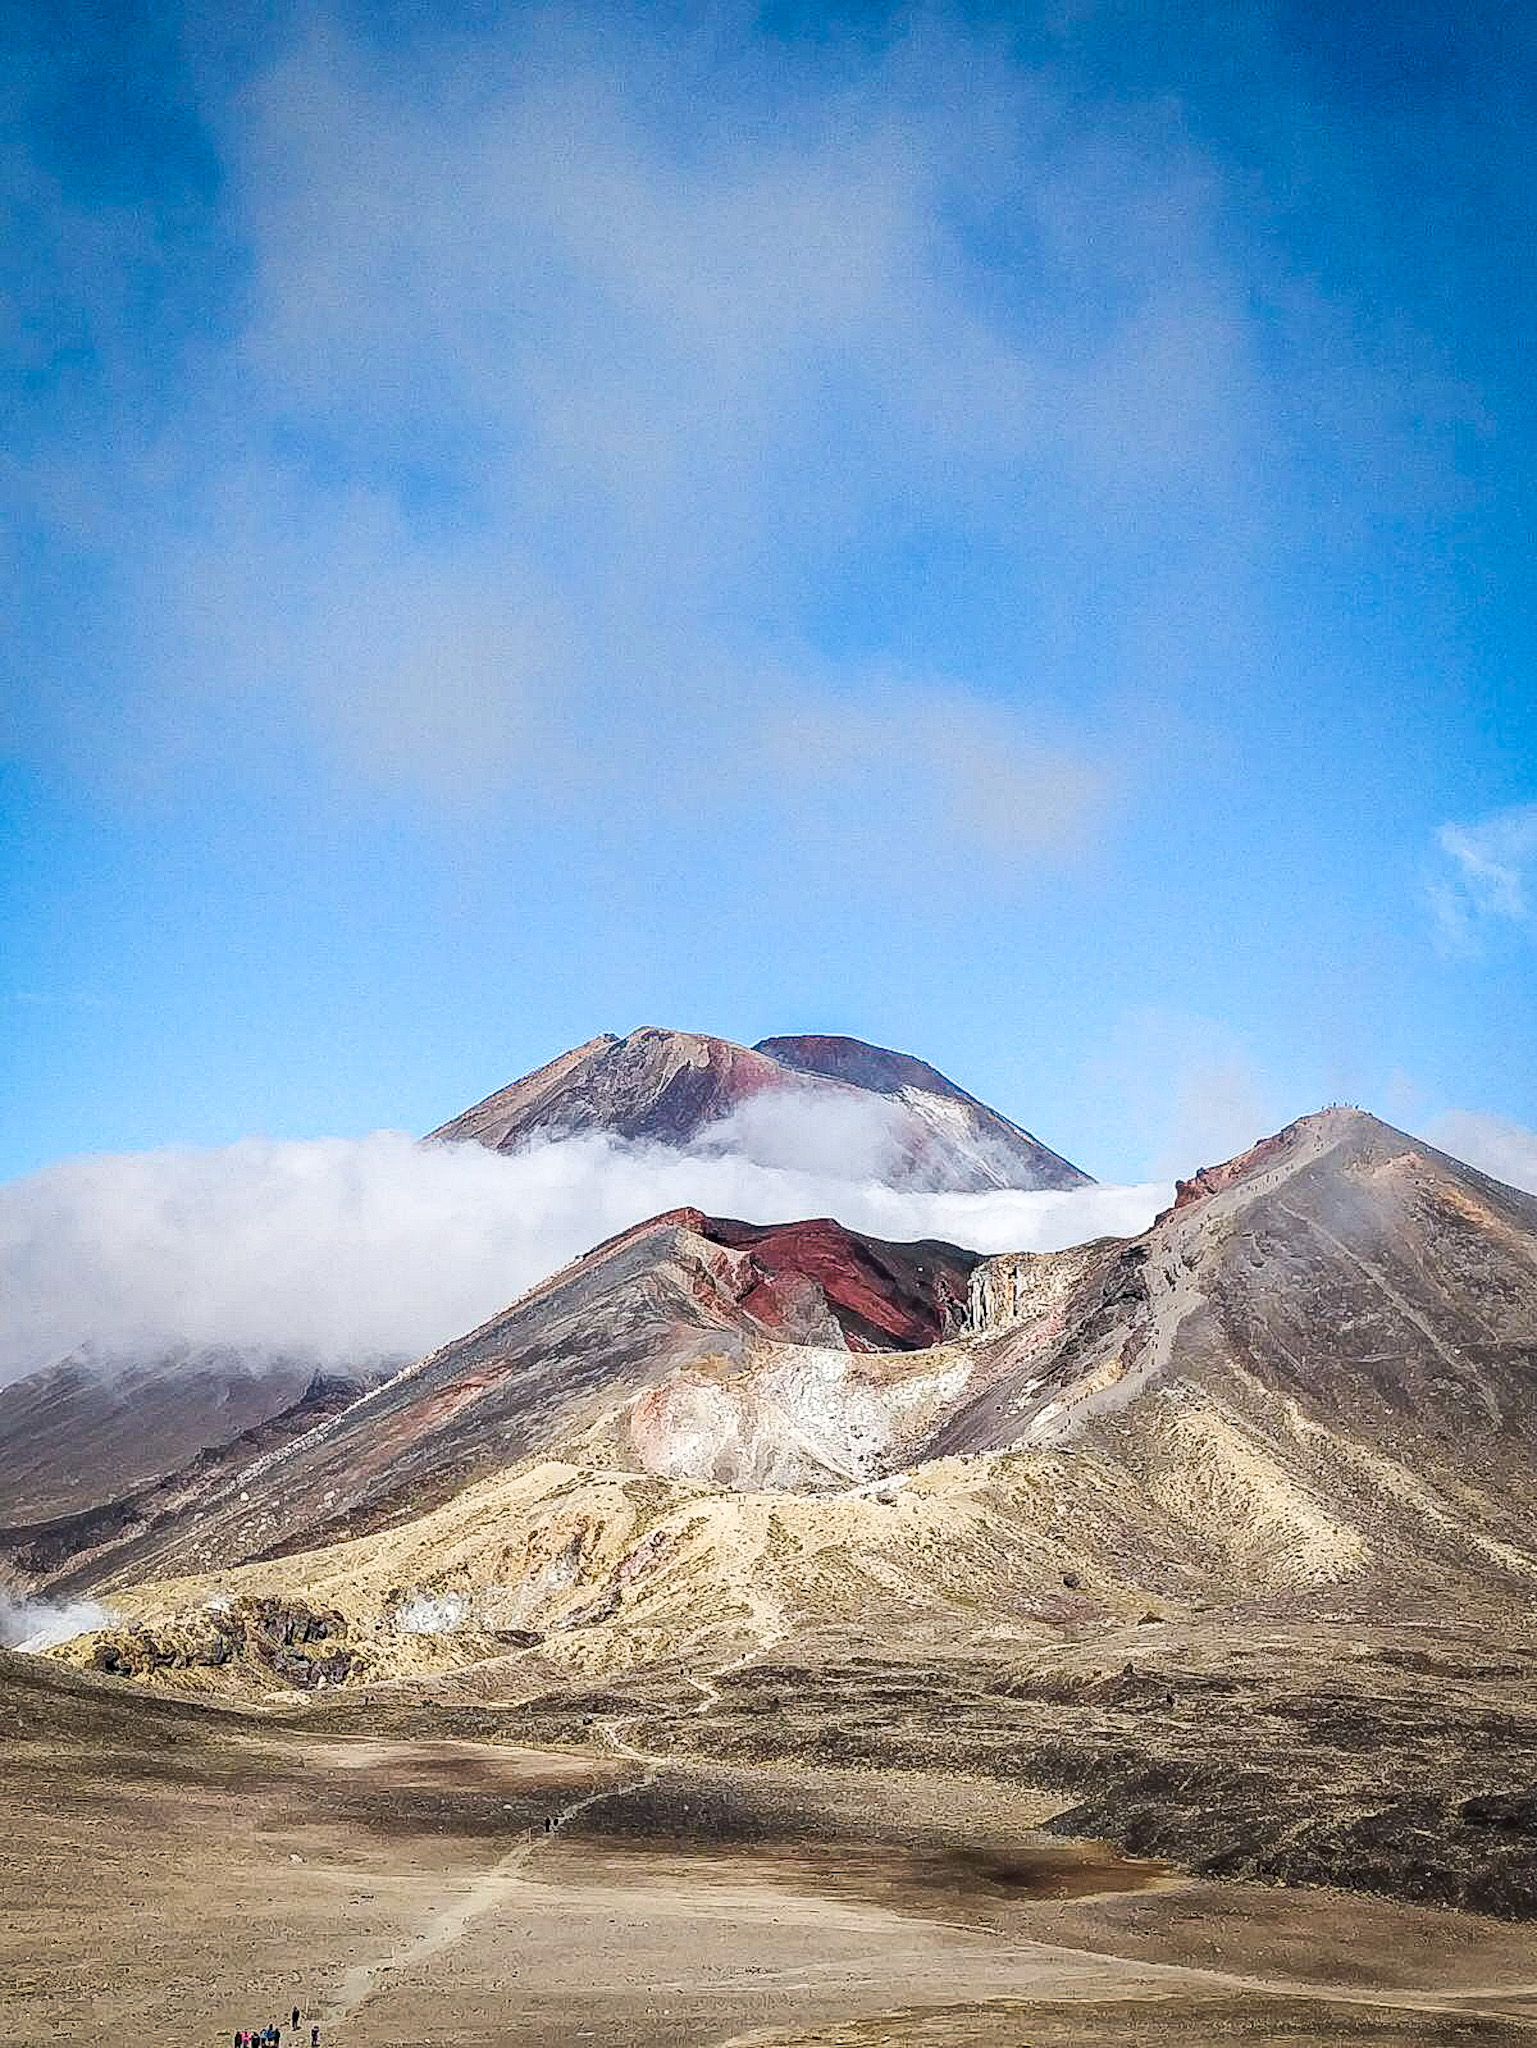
[{"x1": 697, "y1": 1215, "x2": 975, "y2": 1351}]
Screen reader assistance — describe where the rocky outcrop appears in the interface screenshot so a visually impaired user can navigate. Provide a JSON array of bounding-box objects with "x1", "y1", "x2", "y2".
[
  {"x1": 87, "y1": 1595, "x2": 360, "y2": 1690},
  {"x1": 965, "y1": 1243, "x2": 1110, "y2": 1337},
  {"x1": 1155, "y1": 1120, "x2": 1304, "y2": 1221}
]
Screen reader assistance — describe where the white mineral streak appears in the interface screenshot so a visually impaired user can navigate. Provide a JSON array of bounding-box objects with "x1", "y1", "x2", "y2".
[
  {"x1": 640, "y1": 1341, "x2": 975, "y2": 1492},
  {"x1": 394, "y1": 1591, "x2": 467, "y2": 1635},
  {"x1": 967, "y1": 1246, "x2": 1096, "y2": 1333}
]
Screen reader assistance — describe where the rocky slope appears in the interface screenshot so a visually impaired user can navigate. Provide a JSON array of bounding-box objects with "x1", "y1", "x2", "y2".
[
  {"x1": 928, "y1": 1107, "x2": 1537, "y2": 1594},
  {"x1": 52, "y1": 1441, "x2": 1537, "y2": 1915},
  {"x1": 429, "y1": 1027, "x2": 1090, "y2": 1192},
  {"x1": 0, "y1": 1368, "x2": 389, "y2": 1599},
  {"x1": 46, "y1": 1105, "x2": 1537, "y2": 1634},
  {"x1": 0, "y1": 1347, "x2": 325, "y2": 1524},
  {"x1": 0, "y1": 1025, "x2": 1076, "y2": 1548},
  {"x1": 22, "y1": 1212, "x2": 978, "y2": 1592}
]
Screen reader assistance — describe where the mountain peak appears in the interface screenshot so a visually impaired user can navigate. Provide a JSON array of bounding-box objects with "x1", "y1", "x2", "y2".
[
  {"x1": 1156, "y1": 1106, "x2": 1428, "y2": 1224},
  {"x1": 753, "y1": 1033, "x2": 974, "y2": 1105},
  {"x1": 429, "y1": 1026, "x2": 1091, "y2": 1192}
]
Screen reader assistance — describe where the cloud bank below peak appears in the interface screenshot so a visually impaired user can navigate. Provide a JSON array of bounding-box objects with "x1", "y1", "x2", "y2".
[{"x1": 0, "y1": 1126, "x2": 1166, "y2": 1387}]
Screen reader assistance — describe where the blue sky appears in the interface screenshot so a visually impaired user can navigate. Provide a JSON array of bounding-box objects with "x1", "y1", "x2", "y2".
[{"x1": 3, "y1": 0, "x2": 1534, "y2": 1188}]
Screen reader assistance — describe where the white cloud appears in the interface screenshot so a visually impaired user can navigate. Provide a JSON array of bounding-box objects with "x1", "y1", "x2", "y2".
[
  {"x1": 1430, "y1": 802, "x2": 1537, "y2": 952},
  {"x1": 761, "y1": 683, "x2": 1104, "y2": 860},
  {"x1": 0, "y1": 1125, "x2": 1166, "y2": 1388},
  {"x1": 1422, "y1": 1110, "x2": 1537, "y2": 1195}
]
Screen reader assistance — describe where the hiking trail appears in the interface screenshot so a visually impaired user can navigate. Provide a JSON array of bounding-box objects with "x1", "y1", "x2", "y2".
[{"x1": 324, "y1": 1637, "x2": 767, "y2": 2027}]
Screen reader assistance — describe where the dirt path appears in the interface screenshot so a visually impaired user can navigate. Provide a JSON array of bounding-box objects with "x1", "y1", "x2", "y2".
[
  {"x1": 325, "y1": 1743, "x2": 658, "y2": 2024},
  {"x1": 326, "y1": 1773, "x2": 1537, "y2": 2041},
  {"x1": 324, "y1": 1642, "x2": 770, "y2": 2028},
  {"x1": 681, "y1": 1635, "x2": 783, "y2": 1718}
]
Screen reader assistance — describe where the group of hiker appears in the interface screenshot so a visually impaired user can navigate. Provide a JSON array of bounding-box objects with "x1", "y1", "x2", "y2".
[{"x1": 232, "y1": 2009, "x2": 318, "y2": 2046}]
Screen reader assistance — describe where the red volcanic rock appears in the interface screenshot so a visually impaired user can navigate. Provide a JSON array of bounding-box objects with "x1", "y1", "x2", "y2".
[
  {"x1": 427, "y1": 1031, "x2": 783, "y2": 1152},
  {"x1": 25, "y1": 1105, "x2": 1537, "y2": 1583},
  {"x1": 699, "y1": 1216, "x2": 971, "y2": 1351},
  {"x1": 569, "y1": 1211, "x2": 973, "y2": 1351},
  {"x1": 29, "y1": 1204, "x2": 981, "y2": 1582},
  {"x1": 569, "y1": 1210, "x2": 974, "y2": 1349}
]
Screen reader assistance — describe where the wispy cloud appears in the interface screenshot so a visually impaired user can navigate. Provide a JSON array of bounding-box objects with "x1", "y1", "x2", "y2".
[
  {"x1": 0, "y1": 1593, "x2": 111, "y2": 1652},
  {"x1": 1430, "y1": 802, "x2": 1537, "y2": 952},
  {"x1": 2, "y1": 1091, "x2": 1527, "y2": 1391},
  {"x1": 7, "y1": 6, "x2": 1365, "y2": 891},
  {"x1": 154, "y1": 10, "x2": 1242, "y2": 864},
  {"x1": 1081, "y1": 1006, "x2": 1291, "y2": 1181}
]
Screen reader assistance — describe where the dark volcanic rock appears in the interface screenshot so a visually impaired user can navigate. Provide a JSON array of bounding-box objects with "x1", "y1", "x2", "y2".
[
  {"x1": 87, "y1": 1594, "x2": 359, "y2": 1690},
  {"x1": 754, "y1": 1034, "x2": 986, "y2": 1104},
  {"x1": 1461, "y1": 1790, "x2": 1537, "y2": 1833},
  {"x1": 616, "y1": 1623, "x2": 1537, "y2": 1921}
]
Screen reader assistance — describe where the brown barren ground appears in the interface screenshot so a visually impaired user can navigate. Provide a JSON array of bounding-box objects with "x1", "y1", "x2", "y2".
[{"x1": 4, "y1": 1652, "x2": 1537, "y2": 2048}]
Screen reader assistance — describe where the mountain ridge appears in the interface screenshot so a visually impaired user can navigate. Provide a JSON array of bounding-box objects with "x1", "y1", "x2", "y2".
[
  {"x1": 25, "y1": 1097, "x2": 1537, "y2": 1928},
  {"x1": 18, "y1": 1102, "x2": 1537, "y2": 1616},
  {"x1": 11, "y1": 1209, "x2": 981, "y2": 1593}
]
